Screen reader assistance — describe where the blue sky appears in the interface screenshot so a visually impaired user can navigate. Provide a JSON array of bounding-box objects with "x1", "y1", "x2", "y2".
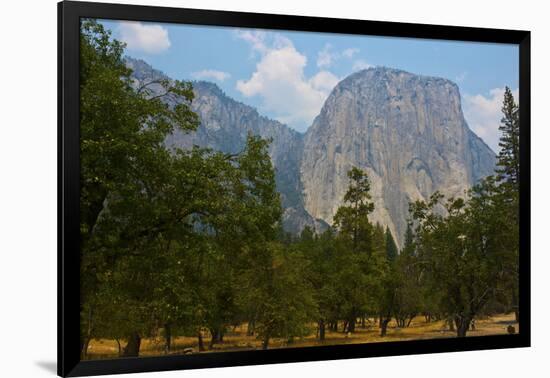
[{"x1": 100, "y1": 19, "x2": 519, "y2": 152}]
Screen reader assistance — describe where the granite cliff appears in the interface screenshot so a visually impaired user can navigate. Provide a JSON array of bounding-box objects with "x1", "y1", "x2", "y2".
[
  {"x1": 127, "y1": 58, "x2": 495, "y2": 245},
  {"x1": 300, "y1": 67, "x2": 496, "y2": 246}
]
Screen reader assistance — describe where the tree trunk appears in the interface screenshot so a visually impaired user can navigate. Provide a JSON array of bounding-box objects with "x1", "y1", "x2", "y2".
[
  {"x1": 406, "y1": 316, "x2": 414, "y2": 328},
  {"x1": 247, "y1": 320, "x2": 255, "y2": 336},
  {"x1": 197, "y1": 331, "x2": 205, "y2": 352},
  {"x1": 318, "y1": 320, "x2": 326, "y2": 341},
  {"x1": 122, "y1": 333, "x2": 141, "y2": 357},
  {"x1": 164, "y1": 324, "x2": 172, "y2": 353},
  {"x1": 82, "y1": 338, "x2": 91, "y2": 359},
  {"x1": 348, "y1": 318, "x2": 356, "y2": 333},
  {"x1": 262, "y1": 333, "x2": 270, "y2": 350},
  {"x1": 361, "y1": 317, "x2": 366, "y2": 328},
  {"x1": 209, "y1": 329, "x2": 216, "y2": 349},
  {"x1": 116, "y1": 339, "x2": 122, "y2": 356},
  {"x1": 455, "y1": 317, "x2": 471, "y2": 338},
  {"x1": 209, "y1": 328, "x2": 223, "y2": 349},
  {"x1": 81, "y1": 306, "x2": 93, "y2": 359},
  {"x1": 380, "y1": 318, "x2": 390, "y2": 337},
  {"x1": 512, "y1": 287, "x2": 519, "y2": 323}
]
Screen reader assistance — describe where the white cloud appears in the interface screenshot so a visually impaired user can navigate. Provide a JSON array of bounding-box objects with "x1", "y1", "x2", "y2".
[
  {"x1": 234, "y1": 29, "x2": 268, "y2": 54},
  {"x1": 234, "y1": 30, "x2": 292, "y2": 57},
  {"x1": 117, "y1": 21, "x2": 170, "y2": 54},
  {"x1": 317, "y1": 43, "x2": 337, "y2": 68},
  {"x1": 318, "y1": 45, "x2": 366, "y2": 71},
  {"x1": 352, "y1": 59, "x2": 373, "y2": 71},
  {"x1": 309, "y1": 71, "x2": 340, "y2": 92},
  {"x1": 342, "y1": 48, "x2": 360, "y2": 59},
  {"x1": 236, "y1": 33, "x2": 340, "y2": 131},
  {"x1": 318, "y1": 46, "x2": 360, "y2": 68},
  {"x1": 192, "y1": 69, "x2": 231, "y2": 82},
  {"x1": 462, "y1": 87, "x2": 519, "y2": 152}
]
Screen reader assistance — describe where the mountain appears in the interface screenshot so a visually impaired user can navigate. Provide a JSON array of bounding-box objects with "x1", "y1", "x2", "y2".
[
  {"x1": 126, "y1": 57, "x2": 328, "y2": 234},
  {"x1": 300, "y1": 67, "x2": 496, "y2": 246},
  {"x1": 126, "y1": 58, "x2": 496, "y2": 246}
]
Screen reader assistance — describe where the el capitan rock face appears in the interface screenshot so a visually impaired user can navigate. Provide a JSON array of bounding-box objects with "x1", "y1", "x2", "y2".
[
  {"x1": 127, "y1": 58, "x2": 495, "y2": 245},
  {"x1": 300, "y1": 67, "x2": 496, "y2": 246}
]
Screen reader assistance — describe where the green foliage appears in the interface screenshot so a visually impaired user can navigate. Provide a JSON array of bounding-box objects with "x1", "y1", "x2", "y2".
[
  {"x1": 79, "y1": 19, "x2": 198, "y2": 248},
  {"x1": 385, "y1": 227, "x2": 398, "y2": 262},
  {"x1": 79, "y1": 19, "x2": 202, "y2": 354},
  {"x1": 331, "y1": 168, "x2": 386, "y2": 332},
  {"x1": 497, "y1": 87, "x2": 520, "y2": 188},
  {"x1": 398, "y1": 223, "x2": 426, "y2": 324},
  {"x1": 409, "y1": 177, "x2": 518, "y2": 335},
  {"x1": 333, "y1": 167, "x2": 375, "y2": 253},
  {"x1": 245, "y1": 242, "x2": 317, "y2": 348},
  {"x1": 495, "y1": 87, "x2": 520, "y2": 321}
]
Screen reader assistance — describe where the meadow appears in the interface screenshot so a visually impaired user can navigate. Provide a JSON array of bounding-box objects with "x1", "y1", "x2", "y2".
[{"x1": 86, "y1": 313, "x2": 518, "y2": 359}]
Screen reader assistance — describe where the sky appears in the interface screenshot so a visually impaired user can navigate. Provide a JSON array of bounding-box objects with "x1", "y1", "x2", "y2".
[{"x1": 99, "y1": 19, "x2": 519, "y2": 152}]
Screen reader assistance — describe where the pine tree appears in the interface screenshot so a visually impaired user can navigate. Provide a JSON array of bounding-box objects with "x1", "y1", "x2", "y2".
[
  {"x1": 495, "y1": 87, "x2": 520, "y2": 222},
  {"x1": 495, "y1": 87, "x2": 520, "y2": 323},
  {"x1": 385, "y1": 227, "x2": 398, "y2": 262},
  {"x1": 333, "y1": 167, "x2": 375, "y2": 253},
  {"x1": 496, "y1": 87, "x2": 520, "y2": 188},
  {"x1": 401, "y1": 223, "x2": 415, "y2": 257}
]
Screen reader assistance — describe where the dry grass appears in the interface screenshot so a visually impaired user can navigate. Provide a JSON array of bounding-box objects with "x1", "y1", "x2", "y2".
[{"x1": 86, "y1": 313, "x2": 518, "y2": 359}]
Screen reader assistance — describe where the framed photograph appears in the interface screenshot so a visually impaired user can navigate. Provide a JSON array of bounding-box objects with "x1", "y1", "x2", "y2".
[{"x1": 58, "y1": 1, "x2": 530, "y2": 376}]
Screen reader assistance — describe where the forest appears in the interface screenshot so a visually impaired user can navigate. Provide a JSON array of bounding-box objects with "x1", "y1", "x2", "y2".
[{"x1": 79, "y1": 20, "x2": 520, "y2": 358}]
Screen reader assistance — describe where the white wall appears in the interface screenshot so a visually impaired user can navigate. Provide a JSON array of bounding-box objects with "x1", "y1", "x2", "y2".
[{"x1": 0, "y1": 0, "x2": 547, "y2": 377}]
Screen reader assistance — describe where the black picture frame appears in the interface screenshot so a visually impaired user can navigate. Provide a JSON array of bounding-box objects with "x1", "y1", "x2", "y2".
[{"x1": 58, "y1": 1, "x2": 531, "y2": 376}]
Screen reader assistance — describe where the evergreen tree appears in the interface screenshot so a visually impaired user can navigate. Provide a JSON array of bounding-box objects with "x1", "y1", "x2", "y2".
[
  {"x1": 390, "y1": 223, "x2": 421, "y2": 328},
  {"x1": 333, "y1": 167, "x2": 375, "y2": 253},
  {"x1": 385, "y1": 227, "x2": 398, "y2": 262},
  {"x1": 495, "y1": 87, "x2": 520, "y2": 322},
  {"x1": 332, "y1": 168, "x2": 384, "y2": 333},
  {"x1": 402, "y1": 223, "x2": 415, "y2": 258},
  {"x1": 496, "y1": 87, "x2": 520, "y2": 188}
]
